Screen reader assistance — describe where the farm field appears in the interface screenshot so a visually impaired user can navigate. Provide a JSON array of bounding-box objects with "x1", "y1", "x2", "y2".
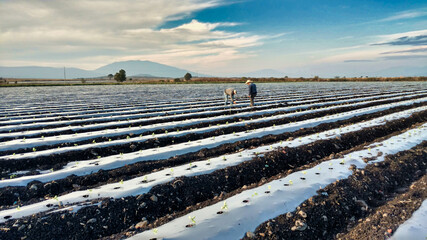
[{"x1": 0, "y1": 82, "x2": 426, "y2": 240}]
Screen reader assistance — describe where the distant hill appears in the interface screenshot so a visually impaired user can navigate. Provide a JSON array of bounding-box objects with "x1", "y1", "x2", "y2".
[
  {"x1": 368, "y1": 66, "x2": 427, "y2": 77},
  {"x1": 0, "y1": 60, "x2": 210, "y2": 79},
  {"x1": 0, "y1": 66, "x2": 103, "y2": 79},
  {"x1": 239, "y1": 69, "x2": 286, "y2": 78},
  {"x1": 95, "y1": 60, "x2": 204, "y2": 78}
]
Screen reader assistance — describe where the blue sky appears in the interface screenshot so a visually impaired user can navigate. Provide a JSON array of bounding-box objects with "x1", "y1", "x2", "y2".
[{"x1": 1, "y1": 0, "x2": 426, "y2": 77}]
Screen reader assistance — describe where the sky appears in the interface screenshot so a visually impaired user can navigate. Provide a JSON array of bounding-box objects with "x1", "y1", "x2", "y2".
[{"x1": 0, "y1": 0, "x2": 426, "y2": 77}]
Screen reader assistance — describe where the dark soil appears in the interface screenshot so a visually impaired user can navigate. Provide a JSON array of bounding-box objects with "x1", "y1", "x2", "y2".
[
  {"x1": 1, "y1": 91, "x2": 421, "y2": 144},
  {"x1": 0, "y1": 104, "x2": 425, "y2": 209},
  {"x1": 0, "y1": 94, "x2": 295, "y2": 134},
  {"x1": 241, "y1": 142, "x2": 427, "y2": 240},
  {"x1": 339, "y1": 174, "x2": 427, "y2": 240},
  {"x1": 0, "y1": 110, "x2": 425, "y2": 240},
  {"x1": 1, "y1": 94, "x2": 425, "y2": 177}
]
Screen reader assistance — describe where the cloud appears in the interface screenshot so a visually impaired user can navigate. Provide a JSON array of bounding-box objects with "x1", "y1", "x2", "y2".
[
  {"x1": 0, "y1": 0, "x2": 264, "y2": 71},
  {"x1": 381, "y1": 47, "x2": 427, "y2": 54},
  {"x1": 372, "y1": 29, "x2": 427, "y2": 46},
  {"x1": 344, "y1": 60, "x2": 375, "y2": 63},
  {"x1": 378, "y1": 9, "x2": 427, "y2": 22},
  {"x1": 381, "y1": 54, "x2": 427, "y2": 60},
  {"x1": 373, "y1": 35, "x2": 427, "y2": 46},
  {"x1": 315, "y1": 29, "x2": 427, "y2": 64}
]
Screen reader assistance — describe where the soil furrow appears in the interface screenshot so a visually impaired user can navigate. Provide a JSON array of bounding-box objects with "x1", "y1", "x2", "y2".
[
  {"x1": 0, "y1": 91, "x2": 416, "y2": 137},
  {"x1": 338, "y1": 175, "x2": 427, "y2": 240},
  {"x1": 0, "y1": 94, "x2": 425, "y2": 171},
  {"x1": 0, "y1": 111, "x2": 425, "y2": 240},
  {"x1": 240, "y1": 142, "x2": 427, "y2": 240}
]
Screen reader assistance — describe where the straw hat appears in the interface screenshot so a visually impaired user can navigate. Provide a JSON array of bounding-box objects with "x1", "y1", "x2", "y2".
[{"x1": 245, "y1": 79, "x2": 253, "y2": 84}]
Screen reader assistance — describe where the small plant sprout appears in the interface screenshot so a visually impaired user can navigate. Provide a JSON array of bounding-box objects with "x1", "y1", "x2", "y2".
[
  {"x1": 41, "y1": 136, "x2": 44, "y2": 139},
  {"x1": 76, "y1": 161, "x2": 79, "y2": 165},
  {"x1": 340, "y1": 159, "x2": 345, "y2": 164},
  {"x1": 189, "y1": 216, "x2": 196, "y2": 225},
  {"x1": 221, "y1": 201, "x2": 228, "y2": 211},
  {"x1": 50, "y1": 168, "x2": 54, "y2": 172},
  {"x1": 152, "y1": 228, "x2": 158, "y2": 234},
  {"x1": 302, "y1": 171, "x2": 307, "y2": 174},
  {"x1": 170, "y1": 168, "x2": 174, "y2": 174},
  {"x1": 53, "y1": 195, "x2": 59, "y2": 202},
  {"x1": 120, "y1": 179, "x2": 124, "y2": 184},
  {"x1": 92, "y1": 140, "x2": 96, "y2": 144},
  {"x1": 165, "y1": 130, "x2": 168, "y2": 134},
  {"x1": 10, "y1": 174, "x2": 17, "y2": 179},
  {"x1": 152, "y1": 133, "x2": 155, "y2": 136},
  {"x1": 270, "y1": 145, "x2": 273, "y2": 150},
  {"x1": 97, "y1": 156, "x2": 101, "y2": 159},
  {"x1": 368, "y1": 147, "x2": 371, "y2": 152},
  {"x1": 329, "y1": 162, "x2": 333, "y2": 166},
  {"x1": 143, "y1": 176, "x2": 148, "y2": 182},
  {"x1": 13, "y1": 153, "x2": 15, "y2": 156},
  {"x1": 32, "y1": 147, "x2": 36, "y2": 152},
  {"x1": 17, "y1": 205, "x2": 21, "y2": 211},
  {"x1": 268, "y1": 185, "x2": 272, "y2": 190},
  {"x1": 289, "y1": 180, "x2": 293, "y2": 185},
  {"x1": 222, "y1": 156, "x2": 227, "y2": 161},
  {"x1": 88, "y1": 189, "x2": 93, "y2": 192},
  {"x1": 252, "y1": 191, "x2": 258, "y2": 197},
  {"x1": 74, "y1": 144, "x2": 78, "y2": 146},
  {"x1": 126, "y1": 136, "x2": 130, "y2": 140}
]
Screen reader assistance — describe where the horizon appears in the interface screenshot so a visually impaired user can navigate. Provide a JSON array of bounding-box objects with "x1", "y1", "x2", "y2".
[{"x1": 0, "y1": 0, "x2": 426, "y2": 77}]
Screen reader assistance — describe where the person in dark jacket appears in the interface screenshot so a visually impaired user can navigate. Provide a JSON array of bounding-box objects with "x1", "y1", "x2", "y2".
[
  {"x1": 224, "y1": 88, "x2": 237, "y2": 105},
  {"x1": 246, "y1": 80, "x2": 257, "y2": 107}
]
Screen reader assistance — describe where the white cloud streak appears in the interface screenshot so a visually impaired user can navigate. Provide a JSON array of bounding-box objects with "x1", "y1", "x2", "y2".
[{"x1": 378, "y1": 9, "x2": 427, "y2": 22}]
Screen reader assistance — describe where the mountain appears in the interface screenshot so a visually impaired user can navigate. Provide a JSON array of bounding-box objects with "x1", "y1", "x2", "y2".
[
  {"x1": 239, "y1": 69, "x2": 287, "y2": 78},
  {"x1": 95, "y1": 60, "x2": 204, "y2": 78},
  {"x1": 367, "y1": 66, "x2": 427, "y2": 77},
  {"x1": 0, "y1": 60, "x2": 209, "y2": 79},
  {"x1": 0, "y1": 66, "x2": 103, "y2": 79}
]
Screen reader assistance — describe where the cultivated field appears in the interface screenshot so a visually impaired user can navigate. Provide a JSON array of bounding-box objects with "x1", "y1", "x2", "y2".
[{"x1": 0, "y1": 82, "x2": 426, "y2": 240}]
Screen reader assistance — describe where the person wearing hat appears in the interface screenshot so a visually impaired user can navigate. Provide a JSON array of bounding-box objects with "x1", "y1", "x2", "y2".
[
  {"x1": 224, "y1": 88, "x2": 237, "y2": 105},
  {"x1": 246, "y1": 79, "x2": 257, "y2": 107}
]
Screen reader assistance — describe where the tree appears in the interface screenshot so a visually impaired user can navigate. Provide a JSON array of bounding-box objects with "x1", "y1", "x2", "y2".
[
  {"x1": 114, "y1": 69, "x2": 126, "y2": 82},
  {"x1": 184, "y1": 72, "x2": 192, "y2": 81},
  {"x1": 108, "y1": 74, "x2": 113, "y2": 80}
]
